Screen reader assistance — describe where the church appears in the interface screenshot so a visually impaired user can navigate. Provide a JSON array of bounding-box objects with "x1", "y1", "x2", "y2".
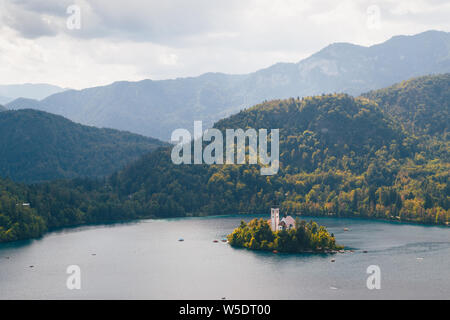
[{"x1": 270, "y1": 208, "x2": 296, "y2": 231}]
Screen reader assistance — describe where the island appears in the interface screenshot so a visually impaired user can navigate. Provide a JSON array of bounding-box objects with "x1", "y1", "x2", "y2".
[{"x1": 227, "y1": 208, "x2": 343, "y2": 253}]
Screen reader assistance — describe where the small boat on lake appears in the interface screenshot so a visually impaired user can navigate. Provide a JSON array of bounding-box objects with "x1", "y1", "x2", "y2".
[{"x1": 178, "y1": 238, "x2": 184, "y2": 242}]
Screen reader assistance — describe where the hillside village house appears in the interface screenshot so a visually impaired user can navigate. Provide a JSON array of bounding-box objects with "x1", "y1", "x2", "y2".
[{"x1": 270, "y1": 208, "x2": 296, "y2": 231}]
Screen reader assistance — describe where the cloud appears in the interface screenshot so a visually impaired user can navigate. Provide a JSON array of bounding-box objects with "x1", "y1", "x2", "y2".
[
  {"x1": 0, "y1": 0, "x2": 449, "y2": 89},
  {"x1": 0, "y1": 0, "x2": 60, "y2": 38},
  {"x1": 2, "y1": 0, "x2": 449, "y2": 47}
]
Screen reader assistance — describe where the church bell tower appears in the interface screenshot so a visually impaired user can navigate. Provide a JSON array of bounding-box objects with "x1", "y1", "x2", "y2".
[{"x1": 271, "y1": 208, "x2": 280, "y2": 231}]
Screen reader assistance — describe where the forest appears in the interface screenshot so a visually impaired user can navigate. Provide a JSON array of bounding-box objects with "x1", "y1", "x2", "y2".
[
  {"x1": 0, "y1": 109, "x2": 166, "y2": 183},
  {"x1": 0, "y1": 74, "x2": 448, "y2": 243}
]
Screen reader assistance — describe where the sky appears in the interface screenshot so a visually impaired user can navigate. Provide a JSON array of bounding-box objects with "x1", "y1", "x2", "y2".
[{"x1": 0, "y1": 0, "x2": 449, "y2": 90}]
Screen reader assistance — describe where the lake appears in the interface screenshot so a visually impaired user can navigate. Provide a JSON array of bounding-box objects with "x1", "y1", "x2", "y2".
[{"x1": 0, "y1": 215, "x2": 448, "y2": 299}]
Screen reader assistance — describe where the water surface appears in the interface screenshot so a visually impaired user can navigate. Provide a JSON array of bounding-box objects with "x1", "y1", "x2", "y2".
[{"x1": 0, "y1": 215, "x2": 448, "y2": 299}]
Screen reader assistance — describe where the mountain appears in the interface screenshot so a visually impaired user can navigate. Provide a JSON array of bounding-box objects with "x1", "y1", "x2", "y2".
[
  {"x1": 0, "y1": 83, "x2": 66, "y2": 104},
  {"x1": 0, "y1": 105, "x2": 6, "y2": 112},
  {"x1": 0, "y1": 109, "x2": 166, "y2": 183},
  {"x1": 363, "y1": 73, "x2": 450, "y2": 136},
  {"x1": 105, "y1": 94, "x2": 410, "y2": 215},
  {"x1": 7, "y1": 30, "x2": 450, "y2": 140},
  {"x1": 2, "y1": 75, "x2": 448, "y2": 242},
  {"x1": 96, "y1": 94, "x2": 448, "y2": 224},
  {"x1": 6, "y1": 98, "x2": 41, "y2": 110},
  {"x1": 1, "y1": 75, "x2": 448, "y2": 243}
]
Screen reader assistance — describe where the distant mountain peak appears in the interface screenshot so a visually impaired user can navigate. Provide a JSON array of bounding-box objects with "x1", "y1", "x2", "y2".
[{"x1": 313, "y1": 42, "x2": 365, "y2": 57}]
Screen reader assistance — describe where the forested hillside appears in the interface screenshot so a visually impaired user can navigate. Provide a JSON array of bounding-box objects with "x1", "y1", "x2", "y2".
[
  {"x1": 0, "y1": 178, "x2": 46, "y2": 241},
  {"x1": 107, "y1": 94, "x2": 448, "y2": 224},
  {"x1": 0, "y1": 77, "x2": 448, "y2": 243},
  {"x1": 363, "y1": 73, "x2": 450, "y2": 136},
  {"x1": 0, "y1": 109, "x2": 166, "y2": 183}
]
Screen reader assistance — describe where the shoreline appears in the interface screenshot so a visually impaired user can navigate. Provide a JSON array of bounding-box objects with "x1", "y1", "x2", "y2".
[
  {"x1": 228, "y1": 245, "x2": 353, "y2": 255},
  {"x1": 0, "y1": 211, "x2": 447, "y2": 246}
]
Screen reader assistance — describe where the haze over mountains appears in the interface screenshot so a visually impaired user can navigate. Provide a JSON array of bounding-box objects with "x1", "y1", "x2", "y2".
[
  {"x1": 0, "y1": 83, "x2": 65, "y2": 105},
  {"x1": 7, "y1": 30, "x2": 450, "y2": 141}
]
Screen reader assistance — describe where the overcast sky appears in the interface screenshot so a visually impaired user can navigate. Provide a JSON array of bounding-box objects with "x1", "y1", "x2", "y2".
[{"x1": 0, "y1": 0, "x2": 449, "y2": 89}]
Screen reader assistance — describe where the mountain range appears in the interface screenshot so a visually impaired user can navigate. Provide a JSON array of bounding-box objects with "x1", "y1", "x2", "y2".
[
  {"x1": 0, "y1": 109, "x2": 166, "y2": 183},
  {"x1": 7, "y1": 30, "x2": 450, "y2": 141}
]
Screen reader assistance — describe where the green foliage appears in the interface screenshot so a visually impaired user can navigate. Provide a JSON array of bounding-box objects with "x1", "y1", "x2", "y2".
[
  {"x1": 102, "y1": 93, "x2": 448, "y2": 225},
  {"x1": 0, "y1": 109, "x2": 166, "y2": 183},
  {"x1": 0, "y1": 178, "x2": 46, "y2": 242},
  {"x1": 227, "y1": 218, "x2": 342, "y2": 252},
  {"x1": 363, "y1": 73, "x2": 450, "y2": 136},
  {"x1": 0, "y1": 75, "x2": 449, "y2": 243}
]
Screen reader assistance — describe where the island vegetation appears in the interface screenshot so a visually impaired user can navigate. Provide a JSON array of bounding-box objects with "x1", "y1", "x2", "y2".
[{"x1": 227, "y1": 218, "x2": 343, "y2": 253}]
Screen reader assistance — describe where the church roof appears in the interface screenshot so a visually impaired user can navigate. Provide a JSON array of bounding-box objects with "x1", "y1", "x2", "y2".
[{"x1": 281, "y1": 216, "x2": 296, "y2": 226}]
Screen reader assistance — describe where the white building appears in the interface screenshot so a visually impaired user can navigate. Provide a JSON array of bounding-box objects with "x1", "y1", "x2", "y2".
[
  {"x1": 270, "y1": 208, "x2": 280, "y2": 231},
  {"x1": 270, "y1": 208, "x2": 296, "y2": 231},
  {"x1": 279, "y1": 216, "x2": 296, "y2": 230}
]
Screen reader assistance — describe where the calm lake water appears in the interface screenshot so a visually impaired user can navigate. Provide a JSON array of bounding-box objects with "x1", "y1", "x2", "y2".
[{"x1": 0, "y1": 215, "x2": 449, "y2": 299}]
